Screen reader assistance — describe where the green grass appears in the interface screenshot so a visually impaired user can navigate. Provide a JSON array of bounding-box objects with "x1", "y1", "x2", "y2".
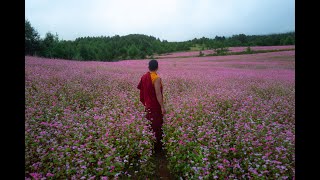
[{"x1": 189, "y1": 44, "x2": 207, "y2": 51}]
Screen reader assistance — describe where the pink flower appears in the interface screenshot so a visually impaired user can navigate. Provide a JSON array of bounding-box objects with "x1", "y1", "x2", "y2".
[
  {"x1": 178, "y1": 140, "x2": 185, "y2": 145},
  {"x1": 266, "y1": 136, "x2": 273, "y2": 141},
  {"x1": 223, "y1": 159, "x2": 229, "y2": 164},
  {"x1": 235, "y1": 163, "x2": 241, "y2": 168},
  {"x1": 94, "y1": 115, "x2": 100, "y2": 120},
  {"x1": 30, "y1": 173, "x2": 42, "y2": 180},
  {"x1": 252, "y1": 169, "x2": 258, "y2": 175},
  {"x1": 46, "y1": 172, "x2": 54, "y2": 177}
]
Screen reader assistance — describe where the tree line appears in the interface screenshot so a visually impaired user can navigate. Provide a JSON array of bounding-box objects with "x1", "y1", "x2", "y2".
[{"x1": 25, "y1": 19, "x2": 295, "y2": 61}]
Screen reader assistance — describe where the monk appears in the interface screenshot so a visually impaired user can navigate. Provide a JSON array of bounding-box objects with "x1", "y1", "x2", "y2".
[{"x1": 137, "y1": 59, "x2": 166, "y2": 152}]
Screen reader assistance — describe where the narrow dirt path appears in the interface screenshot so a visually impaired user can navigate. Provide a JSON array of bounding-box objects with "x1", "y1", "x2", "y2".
[
  {"x1": 152, "y1": 148, "x2": 174, "y2": 179},
  {"x1": 127, "y1": 146, "x2": 174, "y2": 179}
]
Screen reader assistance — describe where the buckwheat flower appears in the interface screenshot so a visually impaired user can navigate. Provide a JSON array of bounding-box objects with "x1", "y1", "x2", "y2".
[
  {"x1": 94, "y1": 115, "x2": 100, "y2": 120},
  {"x1": 46, "y1": 173, "x2": 54, "y2": 177},
  {"x1": 223, "y1": 159, "x2": 229, "y2": 164},
  {"x1": 30, "y1": 173, "x2": 41, "y2": 180},
  {"x1": 97, "y1": 161, "x2": 103, "y2": 166},
  {"x1": 235, "y1": 163, "x2": 241, "y2": 168}
]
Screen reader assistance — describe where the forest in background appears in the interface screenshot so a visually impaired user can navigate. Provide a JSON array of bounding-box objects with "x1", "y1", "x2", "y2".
[{"x1": 25, "y1": 20, "x2": 295, "y2": 61}]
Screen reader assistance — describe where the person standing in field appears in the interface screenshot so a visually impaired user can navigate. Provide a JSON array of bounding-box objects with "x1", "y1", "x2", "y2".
[{"x1": 137, "y1": 59, "x2": 166, "y2": 152}]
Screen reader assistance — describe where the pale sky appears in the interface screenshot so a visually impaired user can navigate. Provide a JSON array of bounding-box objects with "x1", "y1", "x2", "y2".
[{"x1": 25, "y1": 0, "x2": 295, "y2": 42}]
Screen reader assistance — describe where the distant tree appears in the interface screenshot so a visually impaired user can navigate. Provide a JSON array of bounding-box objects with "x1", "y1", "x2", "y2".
[
  {"x1": 284, "y1": 36, "x2": 294, "y2": 45},
  {"x1": 264, "y1": 37, "x2": 274, "y2": 46},
  {"x1": 255, "y1": 39, "x2": 264, "y2": 46},
  {"x1": 52, "y1": 43, "x2": 66, "y2": 58},
  {"x1": 214, "y1": 36, "x2": 226, "y2": 42},
  {"x1": 72, "y1": 52, "x2": 83, "y2": 61},
  {"x1": 146, "y1": 48, "x2": 153, "y2": 57},
  {"x1": 25, "y1": 19, "x2": 41, "y2": 55},
  {"x1": 127, "y1": 45, "x2": 139, "y2": 59},
  {"x1": 237, "y1": 34, "x2": 247, "y2": 44},
  {"x1": 119, "y1": 46, "x2": 127, "y2": 59},
  {"x1": 141, "y1": 51, "x2": 147, "y2": 59},
  {"x1": 78, "y1": 43, "x2": 90, "y2": 60},
  {"x1": 103, "y1": 44, "x2": 113, "y2": 60},
  {"x1": 40, "y1": 32, "x2": 59, "y2": 58}
]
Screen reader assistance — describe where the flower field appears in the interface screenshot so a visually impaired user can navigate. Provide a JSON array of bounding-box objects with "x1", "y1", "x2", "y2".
[
  {"x1": 155, "y1": 45, "x2": 295, "y2": 58},
  {"x1": 25, "y1": 50, "x2": 295, "y2": 179}
]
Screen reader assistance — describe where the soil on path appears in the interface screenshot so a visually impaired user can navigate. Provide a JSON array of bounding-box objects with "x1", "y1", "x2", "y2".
[{"x1": 152, "y1": 148, "x2": 174, "y2": 179}]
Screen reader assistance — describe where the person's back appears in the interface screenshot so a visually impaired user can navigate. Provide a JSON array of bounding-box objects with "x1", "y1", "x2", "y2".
[
  {"x1": 138, "y1": 72, "x2": 162, "y2": 109},
  {"x1": 137, "y1": 59, "x2": 166, "y2": 152}
]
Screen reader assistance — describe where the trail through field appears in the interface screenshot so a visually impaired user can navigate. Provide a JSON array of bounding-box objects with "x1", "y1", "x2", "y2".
[
  {"x1": 153, "y1": 149, "x2": 173, "y2": 179},
  {"x1": 129, "y1": 148, "x2": 173, "y2": 179}
]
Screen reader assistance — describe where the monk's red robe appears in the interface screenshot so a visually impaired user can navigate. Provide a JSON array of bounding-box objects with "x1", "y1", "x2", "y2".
[{"x1": 137, "y1": 72, "x2": 163, "y2": 149}]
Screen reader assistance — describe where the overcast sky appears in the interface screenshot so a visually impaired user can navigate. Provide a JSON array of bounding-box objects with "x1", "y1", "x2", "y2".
[{"x1": 25, "y1": 0, "x2": 295, "y2": 42}]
